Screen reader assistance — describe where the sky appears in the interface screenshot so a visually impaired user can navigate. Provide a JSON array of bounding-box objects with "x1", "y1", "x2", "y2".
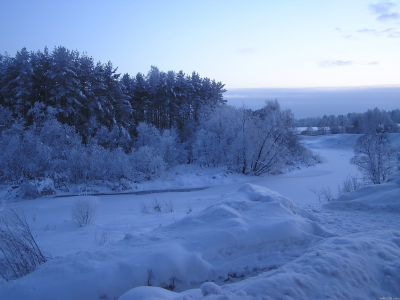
[{"x1": 1, "y1": 0, "x2": 399, "y2": 118}]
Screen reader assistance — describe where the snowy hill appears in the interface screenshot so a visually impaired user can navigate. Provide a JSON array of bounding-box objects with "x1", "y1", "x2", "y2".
[
  {"x1": 325, "y1": 171, "x2": 400, "y2": 211},
  {"x1": 1, "y1": 134, "x2": 400, "y2": 300}
]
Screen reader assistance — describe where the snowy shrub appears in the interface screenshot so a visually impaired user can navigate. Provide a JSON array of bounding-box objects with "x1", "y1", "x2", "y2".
[
  {"x1": 66, "y1": 146, "x2": 91, "y2": 183},
  {"x1": 0, "y1": 206, "x2": 48, "y2": 281},
  {"x1": 4, "y1": 178, "x2": 56, "y2": 200},
  {"x1": 18, "y1": 181, "x2": 40, "y2": 199},
  {"x1": 35, "y1": 178, "x2": 56, "y2": 196},
  {"x1": 159, "y1": 128, "x2": 183, "y2": 167},
  {"x1": 351, "y1": 132, "x2": 397, "y2": 184},
  {"x1": 68, "y1": 142, "x2": 133, "y2": 184},
  {"x1": 106, "y1": 147, "x2": 133, "y2": 181},
  {"x1": 309, "y1": 186, "x2": 333, "y2": 202},
  {"x1": 71, "y1": 197, "x2": 97, "y2": 227},
  {"x1": 0, "y1": 105, "x2": 14, "y2": 134},
  {"x1": 94, "y1": 124, "x2": 132, "y2": 151},
  {"x1": 152, "y1": 198, "x2": 162, "y2": 213},
  {"x1": 164, "y1": 199, "x2": 174, "y2": 213},
  {"x1": 95, "y1": 231, "x2": 109, "y2": 245},
  {"x1": 136, "y1": 123, "x2": 184, "y2": 168},
  {"x1": 186, "y1": 202, "x2": 193, "y2": 214},
  {"x1": 131, "y1": 146, "x2": 166, "y2": 180},
  {"x1": 337, "y1": 174, "x2": 363, "y2": 196},
  {"x1": 118, "y1": 178, "x2": 132, "y2": 191},
  {"x1": 193, "y1": 101, "x2": 314, "y2": 175},
  {"x1": 193, "y1": 129, "x2": 223, "y2": 167},
  {"x1": 136, "y1": 122, "x2": 161, "y2": 148},
  {"x1": 0, "y1": 127, "x2": 52, "y2": 182},
  {"x1": 140, "y1": 201, "x2": 150, "y2": 215}
]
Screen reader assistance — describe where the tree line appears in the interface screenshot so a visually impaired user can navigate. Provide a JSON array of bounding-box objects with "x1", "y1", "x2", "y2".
[
  {"x1": 0, "y1": 46, "x2": 226, "y2": 148},
  {"x1": 0, "y1": 47, "x2": 317, "y2": 198},
  {"x1": 294, "y1": 108, "x2": 400, "y2": 135}
]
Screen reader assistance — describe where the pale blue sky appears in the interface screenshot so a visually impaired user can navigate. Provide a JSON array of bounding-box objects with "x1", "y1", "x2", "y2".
[{"x1": 1, "y1": 0, "x2": 399, "y2": 117}]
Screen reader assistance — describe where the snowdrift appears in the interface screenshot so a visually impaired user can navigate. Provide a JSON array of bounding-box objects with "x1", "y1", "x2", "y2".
[
  {"x1": 324, "y1": 171, "x2": 400, "y2": 211},
  {"x1": 119, "y1": 181, "x2": 400, "y2": 300},
  {"x1": 0, "y1": 184, "x2": 328, "y2": 300}
]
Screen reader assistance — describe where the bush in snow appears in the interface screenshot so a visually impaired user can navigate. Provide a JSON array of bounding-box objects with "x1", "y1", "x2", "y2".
[
  {"x1": 136, "y1": 122, "x2": 185, "y2": 168},
  {"x1": 18, "y1": 181, "x2": 41, "y2": 199},
  {"x1": 136, "y1": 122, "x2": 162, "y2": 149},
  {"x1": 0, "y1": 206, "x2": 48, "y2": 281},
  {"x1": 71, "y1": 197, "x2": 97, "y2": 227},
  {"x1": 164, "y1": 199, "x2": 174, "y2": 213},
  {"x1": 152, "y1": 198, "x2": 162, "y2": 213},
  {"x1": 68, "y1": 142, "x2": 133, "y2": 184},
  {"x1": 34, "y1": 178, "x2": 56, "y2": 195},
  {"x1": 337, "y1": 174, "x2": 364, "y2": 196},
  {"x1": 131, "y1": 146, "x2": 166, "y2": 180},
  {"x1": 309, "y1": 186, "x2": 333, "y2": 202},
  {"x1": 0, "y1": 125, "x2": 52, "y2": 182},
  {"x1": 4, "y1": 178, "x2": 56, "y2": 200},
  {"x1": 140, "y1": 201, "x2": 150, "y2": 215}
]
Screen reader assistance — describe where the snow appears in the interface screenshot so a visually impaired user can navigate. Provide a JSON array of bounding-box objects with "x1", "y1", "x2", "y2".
[
  {"x1": 1, "y1": 134, "x2": 400, "y2": 300},
  {"x1": 200, "y1": 282, "x2": 222, "y2": 296},
  {"x1": 119, "y1": 286, "x2": 181, "y2": 300},
  {"x1": 324, "y1": 171, "x2": 400, "y2": 211}
]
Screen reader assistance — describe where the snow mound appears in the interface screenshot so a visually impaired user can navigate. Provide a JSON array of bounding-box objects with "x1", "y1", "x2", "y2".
[
  {"x1": 164, "y1": 184, "x2": 331, "y2": 281},
  {"x1": 217, "y1": 230, "x2": 400, "y2": 300},
  {"x1": 237, "y1": 183, "x2": 294, "y2": 210},
  {"x1": 325, "y1": 172, "x2": 400, "y2": 211},
  {"x1": 118, "y1": 286, "x2": 177, "y2": 300},
  {"x1": 0, "y1": 184, "x2": 328, "y2": 300},
  {"x1": 171, "y1": 184, "x2": 329, "y2": 249},
  {"x1": 200, "y1": 282, "x2": 222, "y2": 296}
]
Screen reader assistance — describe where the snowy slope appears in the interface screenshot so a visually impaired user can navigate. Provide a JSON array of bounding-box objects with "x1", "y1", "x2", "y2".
[
  {"x1": 0, "y1": 184, "x2": 331, "y2": 300},
  {"x1": 120, "y1": 178, "x2": 400, "y2": 300},
  {"x1": 324, "y1": 171, "x2": 400, "y2": 211}
]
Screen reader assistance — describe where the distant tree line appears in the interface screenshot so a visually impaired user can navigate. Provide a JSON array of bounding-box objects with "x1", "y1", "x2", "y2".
[{"x1": 294, "y1": 108, "x2": 400, "y2": 135}]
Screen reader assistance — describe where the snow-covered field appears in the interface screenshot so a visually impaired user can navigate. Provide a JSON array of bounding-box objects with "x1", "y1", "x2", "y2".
[{"x1": 1, "y1": 134, "x2": 400, "y2": 300}]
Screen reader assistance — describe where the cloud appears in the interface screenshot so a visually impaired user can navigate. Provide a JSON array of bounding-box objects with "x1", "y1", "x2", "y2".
[
  {"x1": 318, "y1": 60, "x2": 354, "y2": 68},
  {"x1": 236, "y1": 48, "x2": 256, "y2": 54},
  {"x1": 358, "y1": 28, "x2": 378, "y2": 34},
  {"x1": 334, "y1": 28, "x2": 358, "y2": 40},
  {"x1": 317, "y1": 60, "x2": 379, "y2": 68},
  {"x1": 369, "y1": 2, "x2": 396, "y2": 14},
  {"x1": 388, "y1": 31, "x2": 400, "y2": 37},
  {"x1": 343, "y1": 34, "x2": 358, "y2": 40},
  {"x1": 369, "y1": 1, "x2": 400, "y2": 22},
  {"x1": 357, "y1": 27, "x2": 396, "y2": 37},
  {"x1": 377, "y1": 12, "x2": 400, "y2": 21}
]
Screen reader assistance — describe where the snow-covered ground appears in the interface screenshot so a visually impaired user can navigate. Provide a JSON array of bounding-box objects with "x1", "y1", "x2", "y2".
[{"x1": 1, "y1": 134, "x2": 400, "y2": 300}]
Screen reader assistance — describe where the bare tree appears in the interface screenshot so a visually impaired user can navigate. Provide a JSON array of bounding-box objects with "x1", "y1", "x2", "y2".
[
  {"x1": 351, "y1": 133, "x2": 397, "y2": 184},
  {"x1": 0, "y1": 206, "x2": 48, "y2": 281},
  {"x1": 309, "y1": 186, "x2": 333, "y2": 202},
  {"x1": 71, "y1": 197, "x2": 97, "y2": 227}
]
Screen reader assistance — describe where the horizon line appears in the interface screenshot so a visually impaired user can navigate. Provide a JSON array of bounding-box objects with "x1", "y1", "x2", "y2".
[{"x1": 226, "y1": 84, "x2": 400, "y2": 91}]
